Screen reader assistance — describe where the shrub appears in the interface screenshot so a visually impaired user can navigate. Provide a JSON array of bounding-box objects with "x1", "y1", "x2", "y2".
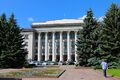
[
  {"x1": 24, "y1": 64, "x2": 36, "y2": 68},
  {"x1": 66, "y1": 61, "x2": 74, "y2": 65},
  {"x1": 92, "y1": 65, "x2": 102, "y2": 70},
  {"x1": 88, "y1": 57, "x2": 101, "y2": 67},
  {"x1": 108, "y1": 62, "x2": 120, "y2": 69},
  {"x1": 75, "y1": 62, "x2": 79, "y2": 66}
]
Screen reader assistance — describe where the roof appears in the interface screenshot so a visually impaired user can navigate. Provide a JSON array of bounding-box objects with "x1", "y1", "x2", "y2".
[
  {"x1": 22, "y1": 28, "x2": 35, "y2": 32},
  {"x1": 32, "y1": 19, "x2": 83, "y2": 28}
]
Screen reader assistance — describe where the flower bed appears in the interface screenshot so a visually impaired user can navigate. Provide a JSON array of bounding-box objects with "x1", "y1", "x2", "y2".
[{"x1": 0, "y1": 68, "x2": 65, "y2": 78}]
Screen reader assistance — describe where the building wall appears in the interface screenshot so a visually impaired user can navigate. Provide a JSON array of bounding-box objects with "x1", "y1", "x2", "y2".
[{"x1": 22, "y1": 31, "x2": 35, "y2": 61}]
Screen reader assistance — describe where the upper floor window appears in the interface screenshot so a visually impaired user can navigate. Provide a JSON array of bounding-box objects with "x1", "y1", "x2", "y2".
[
  {"x1": 56, "y1": 41, "x2": 60, "y2": 46},
  {"x1": 64, "y1": 41, "x2": 67, "y2": 46},
  {"x1": 63, "y1": 33, "x2": 67, "y2": 39},
  {"x1": 48, "y1": 33, "x2": 52, "y2": 39},
  {"x1": 35, "y1": 33, "x2": 38, "y2": 40},
  {"x1": 71, "y1": 41, "x2": 75, "y2": 45},
  {"x1": 24, "y1": 34, "x2": 29, "y2": 39},
  {"x1": 70, "y1": 34, "x2": 75, "y2": 38},
  {"x1": 56, "y1": 33, "x2": 60, "y2": 39},
  {"x1": 49, "y1": 42, "x2": 52, "y2": 46}
]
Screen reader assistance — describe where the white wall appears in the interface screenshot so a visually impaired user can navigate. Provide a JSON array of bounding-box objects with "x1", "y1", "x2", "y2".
[{"x1": 21, "y1": 32, "x2": 35, "y2": 61}]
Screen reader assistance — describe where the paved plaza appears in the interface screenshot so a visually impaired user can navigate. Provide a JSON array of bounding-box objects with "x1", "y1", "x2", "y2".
[
  {"x1": 0, "y1": 66, "x2": 119, "y2": 80},
  {"x1": 22, "y1": 66, "x2": 119, "y2": 80}
]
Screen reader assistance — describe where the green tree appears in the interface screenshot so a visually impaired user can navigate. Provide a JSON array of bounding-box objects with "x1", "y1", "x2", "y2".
[
  {"x1": 77, "y1": 9, "x2": 98, "y2": 66},
  {"x1": 87, "y1": 22, "x2": 102, "y2": 67},
  {"x1": 0, "y1": 13, "x2": 28, "y2": 68},
  {"x1": 99, "y1": 3, "x2": 120, "y2": 68},
  {"x1": 0, "y1": 14, "x2": 9, "y2": 68}
]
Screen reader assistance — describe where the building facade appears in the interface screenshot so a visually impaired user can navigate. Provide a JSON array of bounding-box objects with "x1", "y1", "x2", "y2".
[{"x1": 22, "y1": 19, "x2": 83, "y2": 62}]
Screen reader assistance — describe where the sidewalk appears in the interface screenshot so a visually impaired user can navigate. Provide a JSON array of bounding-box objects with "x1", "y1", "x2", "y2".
[{"x1": 23, "y1": 65, "x2": 119, "y2": 80}]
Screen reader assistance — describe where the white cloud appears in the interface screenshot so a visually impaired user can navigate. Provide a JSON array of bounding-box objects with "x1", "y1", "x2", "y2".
[
  {"x1": 98, "y1": 16, "x2": 104, "y2": 22},
  {"x1": 28, "y1": 17, "x2": 34, "y2": 22},
  {"x1": 79, "y1": 15, "x2": 86, "y2": 19}
]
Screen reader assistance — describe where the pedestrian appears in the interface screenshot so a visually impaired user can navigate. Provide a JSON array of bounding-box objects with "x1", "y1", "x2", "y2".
[{"x1": 101, "y1": 60, "x2": 107, "y2": 77}]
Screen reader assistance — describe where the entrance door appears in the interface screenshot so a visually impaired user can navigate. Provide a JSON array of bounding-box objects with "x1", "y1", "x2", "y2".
[{"x1": 56, "y1": 55, "x2": 60, "y2": 62}]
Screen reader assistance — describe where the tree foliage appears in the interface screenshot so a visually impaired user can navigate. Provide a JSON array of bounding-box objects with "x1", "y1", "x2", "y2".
[
  {"x1": 0, "y1": 13, "x2": 28, "y2": 68},
  {"x1": 99, "y1": 3, "x2": 120, "y2": 68},
  {"x1": 77, "y1": 3, "x2": 120, "y2": 68},
  {"x1": 77, "y1": 9, "x2": 98, "y2": 66}
]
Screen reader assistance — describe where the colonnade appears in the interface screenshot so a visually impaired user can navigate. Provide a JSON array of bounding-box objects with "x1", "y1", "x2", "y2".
[{"x1": 37, "y1": 31, "x2": 78, "y2": 62}]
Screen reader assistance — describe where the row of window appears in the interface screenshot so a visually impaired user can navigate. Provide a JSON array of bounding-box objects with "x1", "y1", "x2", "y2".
[
  {"x1": 35, "y1": 33, "x2": 75, "y2": 40},
  {"x1": 35, "y1": 48, "x2": 75, "y2": 54},
  {"x1": 35, "y1": 41, "x2": 75, "y2": 47}
]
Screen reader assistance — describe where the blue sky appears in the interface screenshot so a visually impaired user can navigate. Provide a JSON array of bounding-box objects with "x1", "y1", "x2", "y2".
[{"x1": 0, "y1": 0, "x2": 120, "y2": 28}]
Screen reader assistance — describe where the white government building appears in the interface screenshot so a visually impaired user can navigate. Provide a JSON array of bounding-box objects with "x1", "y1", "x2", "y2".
[{"x1": 22, "y1": 19, "x2": 83, "y2": 62}]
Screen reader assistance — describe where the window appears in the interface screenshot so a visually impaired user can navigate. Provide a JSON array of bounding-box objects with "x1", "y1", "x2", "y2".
[
  {"x1": 63, "y1": 33, "x2": 67, "y2": 39},
  {"x1": 70, "y1": 34, "x2": 74, "y2": 38},
  {"x1": 35, "y1": 49, "x2": 38, "y2": 53},
  {"x1": 25, "y1": 42, "x2": 28, "y2": 46},
  {"x1": 56, "y1": 33, "x2": 59, "y2": 39},
  {"x1": 49, "y1": 42, "x2": 52, "y2": 46},
  {"x1": 56, "y1": 42, "x2": 60, "y2": 46},
  {"x1": 48, "y1": 34, "x2": 52, "y2": 39},
  {"x1": 56, "y1": 47, "x2": 60, "y2": 53},
  {"x1": 71, "y1": 41, "x2": 75, "y2": 45},
  {"x1": 49, "y1": 49, "x2": 52, "y2": 54},
  {"x1": 64, "y1": 47, "x2": 67, "y2": 53},
  {"x1": 64, "y1": 42, "x2": 67, "y2": 46},
  {"x1": 71, "y1": 47, "x2": 75, "y2": 53},
  {"x1": 35, "y1": 42, "x2": 38, "y2": 47},
  {"x1": 35, "y1": 33, "x2": 38, "y2": 40},
  {"x1": 24, "y1": 34, "x2": 29, "y2": 39},
  {"x1": 42, "y1": 49, "x2": 45, "y2": 55},
  {"x1": 34, "y1": 55, "x2": 37, "y2": 61}
]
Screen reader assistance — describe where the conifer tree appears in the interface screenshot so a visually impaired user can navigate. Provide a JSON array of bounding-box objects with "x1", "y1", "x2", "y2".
[
  {"x1": 0, "y1": 13, "x2": 27, "y2": 68},
  {"x1": 77, "y1": 9, "x2": 98, "y2": 66},
  {"x1": 0, "y1": 14, "x2": 9, "y2": 67},
  {"x1": 99, "y1": 3, "x2": 120, "y2": 68},
  {"x1": 87, "y1": 22, "x2": 102, "y2": 66}
]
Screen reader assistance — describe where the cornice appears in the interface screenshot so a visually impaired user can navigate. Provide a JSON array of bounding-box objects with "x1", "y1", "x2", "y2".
[
  {"x1": 22, "y1": 28, "x2": 36, "y2": 32},
  {"x1": 32, "y1": 23, "x2": 83, "y2": 28}
]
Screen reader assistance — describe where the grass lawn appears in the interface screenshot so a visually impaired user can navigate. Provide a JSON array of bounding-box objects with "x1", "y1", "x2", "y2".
[
  {"x1": 0, "y1": 68, "x2": 65, "y2": 78},
  {"x1": 107, "y1": 69, "x2": 120, "y2": 78}
]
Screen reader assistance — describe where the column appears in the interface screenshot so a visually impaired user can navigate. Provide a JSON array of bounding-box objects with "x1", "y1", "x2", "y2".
[
  {"x1": 75, "y1": 31, "x2": 78, "y2": 62},
  {"x1": 38, "y1": 32, "x2": 41, "y2": 61},
  {"x1": 52, "y1": 32, "x2": 55, "y2": 61},
  {"x1": 60, "y1": 32, "x2": 63, "y2": 61},
  {"x1": 45, "y1": 32, "x2": 48, "y2": 61},
  {"x1": 67, "y1": 31, "x2": 71, "y2": 61},
  {"x1": 48, "y1": 42, "x2": 50, "y2": 60}
]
